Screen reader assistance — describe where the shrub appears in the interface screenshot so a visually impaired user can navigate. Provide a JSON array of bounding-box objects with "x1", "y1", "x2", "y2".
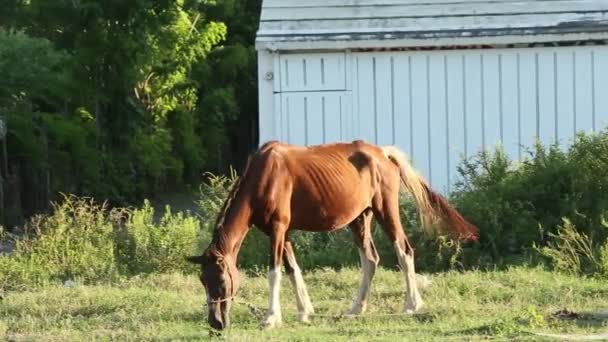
[
  {"x1": 197, "y1": 168, "x2": 239, "y2": 233},
  {"x1": 0, "y1": 195, "x2": 120, "y2": 289},
  {"x1": 450, "y1": 130, "x2": 608, "y2": 268},
  {"x1": 0, "y1": 195, "x2": 205, "y2": 290},
  {"x1": 536, "y1": 217, "x2": 608, "y2": 277},
  {"x1": 115, "y1": 200, "x2": 203, "y2": 275}
]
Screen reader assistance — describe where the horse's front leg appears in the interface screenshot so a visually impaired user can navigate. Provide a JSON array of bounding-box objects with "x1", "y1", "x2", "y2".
[{"x1": 262, "y1": 222, "x2": 288, "y2": 329}]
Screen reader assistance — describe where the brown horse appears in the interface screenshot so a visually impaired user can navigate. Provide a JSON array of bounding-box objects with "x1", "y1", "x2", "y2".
[{"x1": 186, "y1": 140, "x2": 478, "y2": 331}]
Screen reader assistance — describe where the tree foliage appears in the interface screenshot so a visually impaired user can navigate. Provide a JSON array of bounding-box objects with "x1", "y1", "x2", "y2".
[{"x1": 0, "y1": 0, "x2": 262, "y2": 223}]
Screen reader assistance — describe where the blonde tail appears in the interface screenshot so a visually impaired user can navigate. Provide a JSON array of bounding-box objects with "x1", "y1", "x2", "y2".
[{"x1": 382, "y1": 146, "x2": 478, "y2": 242}]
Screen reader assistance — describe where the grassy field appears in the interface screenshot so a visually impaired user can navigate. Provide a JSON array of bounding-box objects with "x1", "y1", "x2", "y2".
[{"x1": 1, "y1": 266, "x2": 607, "y2": 341}]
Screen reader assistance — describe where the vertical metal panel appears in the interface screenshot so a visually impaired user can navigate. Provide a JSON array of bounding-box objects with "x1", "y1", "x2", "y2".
[
  {"x1": 375, "y1": 55, "x2": 395, "y2": 146},
  {"x1": 464, "y1": 54, "x2": 483, "y2": 158},
  {"x1": 410, "y1": 54, "x2": 431, "y2": 179},
  {"x1": 482, "y1": 53, "x2": 502, "y2": 151},
  {"x1": 257, "y1": 51, "x2": 276, "y2": 144},
  {"x1": 538, "y1": 52, "x2": 557, "y2": 143},
  {"x1": 555, "y1": 50, "x2": 575, "y2": 144},
  {"x1": 575, "y1": 50, "x2": 594, "y2": 133},
  {"x1": 595, "y1": 49, "x2": 608, "y2": 132},
  {"x1": 500, "y1": 52, "x2": 521, "y2": 159},
  {"x1": 323, "y1": 95, "x2": 342, "y2": 142},
  {"x1": 283, "y1": 94, "x2": 305, "y2": 145},
  {"x1": 306, "y1": 95, "x2": 324, "y2": 145},
  {"x1": 355, "y1": 55, "x2": 377, "y2": 143},
  {"x1": 518, "y1": 50, "x2": 538, "y2": 152},
  {"x1": 446, "y1": 54, "x2": 467, "y2": 191},
  {"x1": 428, "y1": 54, "x2": 448, "y2": 190},
  {"x1": 392, "y1": 54, "x2": 414, "y2": 157}
]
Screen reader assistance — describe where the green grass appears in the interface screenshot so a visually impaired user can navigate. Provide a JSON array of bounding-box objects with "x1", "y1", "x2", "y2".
[{"x1": 1, "y1": 266, "x2": 607, "y2": 341}]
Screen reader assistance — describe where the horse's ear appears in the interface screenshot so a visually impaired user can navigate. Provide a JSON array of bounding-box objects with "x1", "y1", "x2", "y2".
[{"x1": 185, "y1": 255, "x2": 205, "y2": 264}]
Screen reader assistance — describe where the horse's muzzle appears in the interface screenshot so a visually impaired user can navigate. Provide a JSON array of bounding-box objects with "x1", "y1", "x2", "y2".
[
  {"x1": 208, "y1": 301, "x2": 230, "y2": 331},
  {"x1": 208, "y1": 316, "x2": 225, "y2": 330}
]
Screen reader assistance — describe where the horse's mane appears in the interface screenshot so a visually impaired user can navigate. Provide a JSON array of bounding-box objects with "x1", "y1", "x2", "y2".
[
  {"x1": 210, "y1": 154, "x2": 254, "y2": 245},
  {"x1": 209, "y1": 142, "x2": 280, "y2": 249}
]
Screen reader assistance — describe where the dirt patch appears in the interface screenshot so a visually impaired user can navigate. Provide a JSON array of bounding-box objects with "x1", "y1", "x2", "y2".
[
  {"x1": 532, "y1": 308, "x2": 608, "y2": 340},
  {"x1": 552, "y1": 308, "x2": 580, "y2": 320}
]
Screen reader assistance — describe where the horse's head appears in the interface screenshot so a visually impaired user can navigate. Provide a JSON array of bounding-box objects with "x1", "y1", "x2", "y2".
[{"x1": 186, "y1": 249, "x2": 239, "y2": 331}]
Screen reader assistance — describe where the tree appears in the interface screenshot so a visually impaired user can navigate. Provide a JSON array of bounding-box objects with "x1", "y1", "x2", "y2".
[{"x1": 0, "y1": 1, "x2": 231, "y2": 222}]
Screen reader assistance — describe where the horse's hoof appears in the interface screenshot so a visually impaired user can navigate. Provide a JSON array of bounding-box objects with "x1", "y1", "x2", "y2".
[
  {"x1": 346, "y1": 306, "x2": 366, "y2": 316},
  {"x1": 261, "y1": 315, "x2": 282, "y2": 329},
  {"x1": 208, "y1": 330, "x2": 222, "y2": 338},
  {"x1": 404, "y1": 299, "x2": 424, "y2": 314},
  {"x1": 343, "y1": 308, "x2": 363, "y2": 318},
  {"x1": 297, "y1": 312, "x2": 312, "y2": 323}
]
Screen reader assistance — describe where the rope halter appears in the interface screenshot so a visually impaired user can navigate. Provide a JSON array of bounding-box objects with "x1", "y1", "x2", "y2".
[{"x1": 206, "y1": 257, "x2": 237, "y2": 305}]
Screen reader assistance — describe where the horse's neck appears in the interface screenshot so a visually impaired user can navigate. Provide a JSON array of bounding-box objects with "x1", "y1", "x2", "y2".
[
  {"x1": 211, "y1": 197, "x2": 252, "y2": 257},
  {"x1": 211, "y1": 157, "x2": 257, "y2": 259}
]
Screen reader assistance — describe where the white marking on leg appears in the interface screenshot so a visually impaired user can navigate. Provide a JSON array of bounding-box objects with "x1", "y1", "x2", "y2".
[
  {"x1": 348, "y1": 248, "x2": 376, "y2": 315},
  {"x1": 263, "y1": 266, "x2": 283, "y2": 328},
  {"x1": 286, "y1": 253, "x2": 314, "y2": 321},
  {"x1": 394, "y1": 241, "x2": 424, "y2": 313}
]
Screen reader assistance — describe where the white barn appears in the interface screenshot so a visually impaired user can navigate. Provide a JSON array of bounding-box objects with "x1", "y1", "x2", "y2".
[{"x1": 255, "y1": 0, "x2": 608, "y2": 193}]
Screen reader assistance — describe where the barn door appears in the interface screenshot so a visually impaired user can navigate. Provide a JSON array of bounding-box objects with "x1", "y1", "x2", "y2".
[
  {"x1": 271, "y1": 52, "x2": 353, "y2": 145},
  {"x1": 278, "y1": 52, "x2": 347, "y2": 92},
  {"x1": 275, "y1": 92, "x2": 353, "y2": 145}
]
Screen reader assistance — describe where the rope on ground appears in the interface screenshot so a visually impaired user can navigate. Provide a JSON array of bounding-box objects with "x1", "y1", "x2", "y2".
[
  {"x1": 231, "y1": 298, "x2": 428, "y2": 321},
  {"x1": 234, "y1": 299, "x2": 266, "y2": 320}
]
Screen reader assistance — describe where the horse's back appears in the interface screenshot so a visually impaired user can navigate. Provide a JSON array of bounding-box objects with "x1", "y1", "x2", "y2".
[{"x1": 252, "y1": 140, "x2": 385, "y2": 231}]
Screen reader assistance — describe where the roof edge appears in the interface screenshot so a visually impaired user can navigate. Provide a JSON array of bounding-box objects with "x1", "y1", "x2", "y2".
[{"x1": 255, "y1": 29, "x2": 608, "y2": 51}]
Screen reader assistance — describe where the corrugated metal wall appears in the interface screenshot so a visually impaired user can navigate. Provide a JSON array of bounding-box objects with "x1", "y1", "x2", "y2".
[{"x1": 267, "y1": 45, "x2": 608, "y2": 193}]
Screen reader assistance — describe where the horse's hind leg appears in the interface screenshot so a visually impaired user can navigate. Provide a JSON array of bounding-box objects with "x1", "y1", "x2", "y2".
[
  {"x1": 374, "y1": 195, "x2": 424, "y2": 313},
  {"x1": 283, "y1": 239, "x2": 314, "y2": 322},
  {"x1": 347, "y1": 208, "x2": 380, "y2": 315}
]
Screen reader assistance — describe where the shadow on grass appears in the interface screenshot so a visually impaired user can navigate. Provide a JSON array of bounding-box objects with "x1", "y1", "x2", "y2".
[
  {"x1": 452, "y1": 309, "x2": 608, "y2": 341},
  {"x1": 452, "y1": 323, "x2": 545, "y2": 341},
  {"x1": 555, "y1": 309, "x2": 608, "y2": 329},
  {"x1": 412, "y1": 311, "x2": 438, "y2": 324}
]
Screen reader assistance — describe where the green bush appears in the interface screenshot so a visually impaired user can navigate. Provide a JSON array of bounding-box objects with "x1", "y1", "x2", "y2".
[
  {"x1": 0, "y1": 195, "x2": 205, "y2": 290},
  {"x1": 0, "y1": 195, "x2": 119, "y2": 289},
  {"x1": 536, "y1": 217, "x2": 608, "y2": 277},
  {"x1": 450, "y1": 130, "x2": 608, "y2": 268},
  {"x1": 115, "y1": 200, "x2": 203, "y2": 275}
]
